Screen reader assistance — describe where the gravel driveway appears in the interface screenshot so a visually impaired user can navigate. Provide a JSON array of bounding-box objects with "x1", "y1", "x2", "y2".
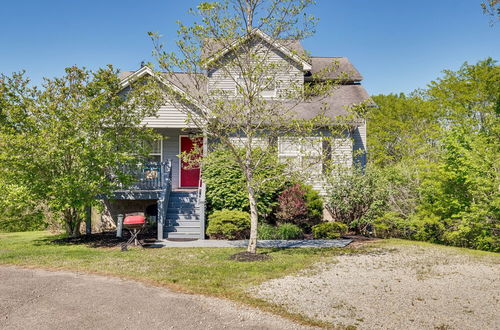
[
  {"x1": 251, "y1": 242, "x2": 500, "y2": 329},
  {"x1": 0, "y1": 266, "x2": 312, "y2": 330}
]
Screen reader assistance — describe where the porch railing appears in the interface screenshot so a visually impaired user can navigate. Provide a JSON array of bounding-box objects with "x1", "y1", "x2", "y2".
[{"x1": 117, "y1": 161, "x2": 172, "y2": 190}]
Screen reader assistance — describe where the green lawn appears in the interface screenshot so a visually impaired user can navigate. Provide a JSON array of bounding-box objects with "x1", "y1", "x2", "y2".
[{"x1": 0, "y1": 231, "x2": 357, "y2": 327}]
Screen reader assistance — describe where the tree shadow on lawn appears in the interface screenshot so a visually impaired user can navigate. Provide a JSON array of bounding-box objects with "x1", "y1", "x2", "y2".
[{"x1": 35, "y1": 229, "x2": 158, "y2": 248}]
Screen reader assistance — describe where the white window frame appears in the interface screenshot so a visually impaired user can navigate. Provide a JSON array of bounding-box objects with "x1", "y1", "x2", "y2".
[{"x1": 147, "y1": 138, "x2": 163, "y2": 163}]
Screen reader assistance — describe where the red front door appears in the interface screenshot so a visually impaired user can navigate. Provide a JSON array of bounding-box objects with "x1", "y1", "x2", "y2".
[{"x1": 180, "y1": 136, "x2": 203, "y2": 187}]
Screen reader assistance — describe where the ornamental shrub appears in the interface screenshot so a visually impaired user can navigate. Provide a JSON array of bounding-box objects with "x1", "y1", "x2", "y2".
[
  {"x1": 275, "y1": 184, "x2": 323, "y2": 231},
  {"x1": 303, "y1": 185, "x2": 323, "y2": 222},
  {"x1": 410, "y1": 214, "x2": 445, "y2": 243},
  {"x1": 275, "y1": 184, "x2": 307, "y2": 222},
  {"x1": 372, "y1": 211, "x2": 413, "y2": 239},
  {"x1": 312, "y1": 222, "x2": 348, "y2": 239},
  {"x1": 257, "y1": 223, "x2": 279, "y2": 240},
  {"x1": 202, "y1": 148, "x2": 286, "y2": 217},
  {"x1": 206, "y1": 209, "x2": 250, "y2": 240},
  {"x1": 324, "y1": 167, "x2": 387, "y2": 233},
  {"x1": 277, "y1": 223, "x2": 304, "y2": 240}
]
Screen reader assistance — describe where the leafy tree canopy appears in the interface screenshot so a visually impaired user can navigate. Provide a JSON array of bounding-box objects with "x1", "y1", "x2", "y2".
[{"x1": 0, "y1": 66, "x2": 163, "y2": 236}]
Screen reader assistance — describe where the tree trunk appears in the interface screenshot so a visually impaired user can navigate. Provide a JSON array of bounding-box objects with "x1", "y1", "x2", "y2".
[
  {"x1": 247, "y1": 185, "x2": 259, "y2": 253},
  {"x1": 64, "y1": 208, "x2": 81, "y2": 237},
  {"x1": 71, "y1": 219, "x2": 81, "y2": 237}
]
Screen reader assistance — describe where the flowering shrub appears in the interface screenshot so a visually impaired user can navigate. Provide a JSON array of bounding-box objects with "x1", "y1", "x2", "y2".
[
  {"x1": 275, "y1": 184, "x2": 323, "y2": 231},
  {"x1": 275, "y1": 184, "x2": 308, "y2": 223}
]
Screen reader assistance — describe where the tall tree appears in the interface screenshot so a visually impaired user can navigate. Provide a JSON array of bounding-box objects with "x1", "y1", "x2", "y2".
[
  {"x1": 481, "y1": 0, "x2": 500, "y2": 24},
  {"x1": 369, "y1": 93, "x2": 441, "y2": 167},
  {"x1": 149, "y1": 0, "x2": 360, "y2": 253},
  {"x1": 0, "y1": 66, "x2": 163, "y2": 236}
]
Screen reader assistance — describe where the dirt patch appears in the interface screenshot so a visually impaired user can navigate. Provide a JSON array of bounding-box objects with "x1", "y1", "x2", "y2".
[
  {"x1": 50, "y1": 229, "x2": 157, "y2": 248},
  {"x1": 229, "y1": 251, "x2": 271, "y2": 262},
  {"x1": 342, "y1": 235, "x2": 380, "y2": 249},
  {"x1": 251, "y1": 242, "x2": 500, "y2": 329}
]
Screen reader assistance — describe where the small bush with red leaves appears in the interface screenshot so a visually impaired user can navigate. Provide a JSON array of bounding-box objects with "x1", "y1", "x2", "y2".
[{"x1": 274, "y1": 184, "x2": 323, "y2": 231}]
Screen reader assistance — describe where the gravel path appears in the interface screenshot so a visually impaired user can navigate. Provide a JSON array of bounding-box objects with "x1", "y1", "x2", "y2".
[
  {"x1": 0, "y1": 266, "x2": 313, "y2": 330},
  {"x1": 251, "y1": 243, "x2": 500, "y2": 329}
]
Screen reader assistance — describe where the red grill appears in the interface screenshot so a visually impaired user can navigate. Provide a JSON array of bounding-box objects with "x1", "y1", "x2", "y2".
[
  {"x1": 123, "y1": 215, "x2": 146, "y2": 228},
  {"x1": 121, "y1": 215, "x2": 146, "y2": 251}
]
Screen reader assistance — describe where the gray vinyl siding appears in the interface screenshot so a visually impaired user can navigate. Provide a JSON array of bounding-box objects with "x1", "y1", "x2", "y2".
[
  {"x1": 142, "y1": 102, "x2": 197, "y2": 128},
  {"x1": 207, "y1": 39, "x2": 303, "y2": 97},
  {"x1": 157, "y1": 128, "x2": 183, "y2": 189},
  {"x1": 276, "y1": 133, "x2": 352, "y2": 195},
  {"x1": 352, "y1": 121, "x2": 367, "y2": 168}
]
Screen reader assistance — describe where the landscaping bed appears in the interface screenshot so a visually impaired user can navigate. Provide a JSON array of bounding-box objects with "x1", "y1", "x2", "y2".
[{"x1": 51, "y1": 228, "x2": 157, "y2": 248}]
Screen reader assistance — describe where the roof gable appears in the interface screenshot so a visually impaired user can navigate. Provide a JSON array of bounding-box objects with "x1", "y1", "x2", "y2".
[
  {"x1": 119, "y1": 66, "x2": 207, "y2": 114},
  {"x1": 202, "y1": 28, "x2": 312, "y2": 71}
]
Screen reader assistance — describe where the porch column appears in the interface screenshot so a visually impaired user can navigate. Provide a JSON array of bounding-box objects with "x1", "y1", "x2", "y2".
[
  {"x1": 157, "y1": 193, "x2": 165, "y2": 240},
  {"x1": 85, "y1": 207, "x2": 92, "y2": 235},
  {"x1": 199, "y1": 132, "x2": 208, "y2": 239}
]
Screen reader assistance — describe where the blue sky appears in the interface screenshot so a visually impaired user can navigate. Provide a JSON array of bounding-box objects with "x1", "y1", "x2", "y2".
[{"x1": 0, "y1": 0, "x2": 498, "y2": 95}]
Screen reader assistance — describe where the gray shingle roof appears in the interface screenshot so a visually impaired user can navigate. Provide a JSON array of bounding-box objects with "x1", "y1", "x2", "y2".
[
  {"x1": 291, "y1": 85, "x2": 372, "y2": 120},
  {"x1": 309, "y1": 57, "x2": 363, "y2": 82}
]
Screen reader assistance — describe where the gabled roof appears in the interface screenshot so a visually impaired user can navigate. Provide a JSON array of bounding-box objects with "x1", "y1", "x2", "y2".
[
  {"x1": 291, "y1": 85, "x2": 373, "y2": 120},
  {"x1": 308, "y1": 57, "x2": 363, "y2": 82},
  {"x1": 119, "y1": 66, "x2": 207, "y2": 113},
  {"x1": 202, "y1": 28, "x2": 312, "y2": 71}
]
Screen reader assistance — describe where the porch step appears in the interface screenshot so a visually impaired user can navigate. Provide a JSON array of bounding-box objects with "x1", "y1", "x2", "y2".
[
  {"x1": 167, "y1": 220, "x2": 201, "y2": 227},
  {"x1": 165, "y1": 190, "x2": 202, "y2": 238},
  {"x1": 165, "y1": 225, "x2": 200, "y2": 233},
  {"x1": 166, "y1": 213, "x2": 201, "y2": 221},
  {"x1": 169, "y1": 194, "x2": 198, "y2": 200},
  {"x1": 166, "y1": 207, "x2": 201, "y2": 214},
  {"x1": 168, "y1": 203, "x2": 199, "y2": 209},
  {"x1": 164, "y1": 231, "x2": 200, "y2": 239}
]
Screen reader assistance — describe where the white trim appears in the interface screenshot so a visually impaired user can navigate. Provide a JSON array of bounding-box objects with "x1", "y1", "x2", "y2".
[
  {"x1": 203, "y1": 28, "x2": 312, "y2": 71},
  {"x1": 178, "y1": 135, "x2": 183, "y2": 187},
  {"x1": 119, "y1": 66, "x2": 209, "y2": 115},
  {"x1": 159, "y1": 137, "x2": 164, "y2": 161}
]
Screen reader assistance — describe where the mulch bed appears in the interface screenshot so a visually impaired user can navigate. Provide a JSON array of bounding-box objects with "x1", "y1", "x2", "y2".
[
  {"x1": 51, "y1": 229, "x2": 157, "y2": 248},
  {"x1": 229, "y1": 251, "x2": 271, "y2": 262}
]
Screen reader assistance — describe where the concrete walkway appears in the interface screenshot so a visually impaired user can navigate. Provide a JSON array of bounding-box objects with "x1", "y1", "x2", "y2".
[
  {"x1": 0, "y1": 266, "x2": 312, "y2": 330},
  {"x1": 150, "y1": 239, "x2": 352, "y2": 248}
]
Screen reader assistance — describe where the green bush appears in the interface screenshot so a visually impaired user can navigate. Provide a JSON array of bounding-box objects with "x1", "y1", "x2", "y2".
[
  {"x1": 324, "y1": 167, "x2": 387, "y2": 233},
  {"x1": 312, "y1": 222, "x2": 348, "y2": 239},
  {"x1": 257, "y1": 223, "x2": 279, "y2": 240},
  {"x1": 303, "y1": 184, "x2": 323, "y2": 221},
  {"x1": 441, "y1": 210, "x2": 500, "y2": 252},
  {"x1": 372, "y1": 212, "x2": 413, "y2": 238},
  {"x1": 203, "y1": 148, "x2": 286, "y2": 216},
  {"x1": 0, "y1": 183, "x2": 47, "y2": 232},
  {"x1": 277, "y1": 223, "x2": 303, "y2": 240},
  {"x1": 410, "y1": 214, "x2": 445, "y2": 243},
  {"x1": 206, "y1": 209, "x2": 250, "y2": 240},
  {"x1": 258, "y1": 223, "x2": 304, "y2": 240}
]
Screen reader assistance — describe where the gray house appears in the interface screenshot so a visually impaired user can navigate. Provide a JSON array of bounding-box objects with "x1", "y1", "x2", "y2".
[{"x1": 98, "y1": 29, "x2": 370, "y2": 240}]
